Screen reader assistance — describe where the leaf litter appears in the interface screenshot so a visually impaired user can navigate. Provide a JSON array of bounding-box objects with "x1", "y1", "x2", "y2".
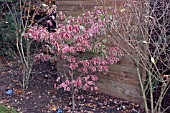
[{"x1": 0, "y1": 59, "x2": 142, "y2": 113}]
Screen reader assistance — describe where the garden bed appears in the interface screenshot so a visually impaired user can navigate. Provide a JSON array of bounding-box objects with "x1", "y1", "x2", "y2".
[{"x1": 0, "y1": 57, "x2": 142, "y2": 113}]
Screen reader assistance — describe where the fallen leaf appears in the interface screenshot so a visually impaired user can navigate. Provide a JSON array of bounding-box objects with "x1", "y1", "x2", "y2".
[
  {"x1": 50, "y1": 105, "x2": 57, "y2": 111},
  {"x1": 94, "y1": 97, "x2": 98, "y2": 101},
  {"x1": 162, "y1": 74, "x2": 170, "y2": 82},
  {"x1": 151, "y1": 57, "x2": 155, "y2": 64},
  {"x1": 120, "y1": 8, "x2": 126, "y2": 13},
  {"x1": 14, "y1": 89, "x2": 25, "y2": 95}
]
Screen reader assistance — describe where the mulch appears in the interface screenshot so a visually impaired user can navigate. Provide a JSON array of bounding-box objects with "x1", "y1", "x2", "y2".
[{"x1": 0, "y1": 57, "x2": 142, "y2": 113}]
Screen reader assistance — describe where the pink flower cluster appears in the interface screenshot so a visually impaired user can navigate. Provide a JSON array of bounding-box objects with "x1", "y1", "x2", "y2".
[
  {"x1": 56, "y1": 74, "x2": 99, "y2": 92},
  {"x1": 34, "y1": 53, "x2": 50, "y2": 63},
  {"x1": 24, "y1": 7, "x2": 123, "y2": 93}
]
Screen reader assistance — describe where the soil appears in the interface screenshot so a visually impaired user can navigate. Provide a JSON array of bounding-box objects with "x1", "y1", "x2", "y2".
[{"x1": 0, "y1": 57, "x2": 142, "y2": 113}]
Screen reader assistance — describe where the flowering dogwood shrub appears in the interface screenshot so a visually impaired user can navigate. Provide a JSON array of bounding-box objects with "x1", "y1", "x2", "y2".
[{"x1": 24, "y1": 7, "x2": 123, "y2": 93}]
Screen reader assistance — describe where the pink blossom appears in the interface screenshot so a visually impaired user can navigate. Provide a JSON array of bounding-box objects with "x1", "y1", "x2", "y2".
[
  {"x1": 90, "y1": 66, "x2": 96, "y2": 72},
  {"x1": 47, "y1": 20, "x2": 53, "y2": 26},
  {"x1": 24, "y1": 33, "x2": 28, "y2": 39},
  {"x1": 67, "y1": 25, "x2": 73, "y2": 32},
  {"x1": 76, "y1": 77, "x2": 82, "y2": 87},
  {"x1": 101, "y1": 60, "x2": 107, "y2": 65},
  {"x1": 77, "y1": 16, "x2": 82, "y2": 24},
  {"x1": 76, "y1": 47, "x2": 85, "y2": 52},
  {"x1": 87, "y1": 81, "x2": 95, "y2": 85},
  {"x1": 91, "y1": 75, "x2": 98, "y2": 81},
  {"x1": 55, "y1": 42, "x2": 60, "y2": 52},
  {"x1": 60, "y1": 83, "x2": 67, "y2": 90},
  {"x1": 83, "y1": 83, "x2": 89, "y2": 90},
  {"x1": 74, "y1": 63, "x2": 78, "y2": 68},
  {"x1": 91, "y1": 59, "x2": 97, "y2": 66},
  {"x1": 71, "y1": 57, "x2": 76, "y2": 63},
  {"x1": 83, "y1": 15, "x2": 87, "y2": 21},
  {"x1": 42, "y1": 55, "x2": 50, "y2": 61},
  {"x1": 94, "y1": 86, "x2": 98, "y2": 90},
  {"x1": 61, "y1": 55, "x2": 66, "y2": 59},
  {"x1": 86, "y1": 45, "x2": 92, "y2": 50},
  {"x1": 69, "y1": 63, "x2": 76, "y2": 70},
  {"x1": 74, "y1": 83, "x2": 77, "y2": 87},
  {"x1": 103, "y1": 66, "x2": 108, "y2": 72},
  {"x1": 67, "y1": 19, "x2": 71, "y2": 23},
  {"x1": 65, "y1": 79, "x2": 70, "y2": 85},
  {"x1": 67, "y1": 87, "x2": 70, "y2": 91},
  {"x1": 82, "y1": 40, "x2": 89, "y2": 46},
  {"x1": 84, "y1": 75, "x2": 90, "y2": 82},
  {"x1": 98, "y1": 66, "x2": 103, "y2": 72},
  {"x1": 91, "y1": 87, "x2": 94, "y2": 91},
  {"x1": 58, "y1": 24, "x2": 64, "y2": 28},
  {"x1": 96, "y1": 10, "x2": 102, "y2": 15},
  {"x1": 76, "y1": 43, "x2": 81, "y2": 47},
  {"x1": 63, "y1": 32, "x2": 72, "y2": 39},
  {"x1": 82, "y1": 67, "x2": 88, "y2": 74},
  {"x1": 60, "y1": 15, "x2": 65, "y2": 21},
  {"x1": 54, "y1": 84, "x2": 57, "y2": 88},
  {"x1": 67, "y1": 57, "x2": 72, "y2": 62},
  {"x1": 56, "y1": 77, "x2": 60, "y2": 82},
  {"x1": 83, "y1": 34, "x2": 89, "y2": 40},
  {"x1": 49, "y1": 33, "x2": 54, "y2": 40},
  {"x1": 81, "y1": 48, "x2": 86, "y2": 52},
  {"x1": 91, "y1": 58, "x2": 100, "y2": 65},
  {"x1": 71, "y1": 80, "x2": 76, "y2": 84},
  {"x1": 96, "y1": 58, "x2": 100, "y2": 64},
  {"x1": 84, "y1": 60, "x2": 90, "y2": 66},
  {"x1": 76, "y1": 36, "x2": 82, "y2": 42},
  {"x1": 69, "y1": 47, "x2": 76, "y2": 54},
  {"x1": 74, "y1": 25, "x2": 79, "y2": 32},
  {"x1": 62, "y1": 44, "x2": 70, "y2": 53}
]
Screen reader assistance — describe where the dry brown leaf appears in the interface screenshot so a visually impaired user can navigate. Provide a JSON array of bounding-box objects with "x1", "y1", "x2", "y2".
[{"x1": 50, "y1": 105, "x2": 57, "y2": 111}]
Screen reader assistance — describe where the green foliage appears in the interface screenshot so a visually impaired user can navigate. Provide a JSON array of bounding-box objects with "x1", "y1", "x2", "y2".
[
  {"x1": 0, "y1": 10, "x2": 17, "y2": 57},
  {"x1": 0, "y1": 105, "x2": 18, "y2": 113}
]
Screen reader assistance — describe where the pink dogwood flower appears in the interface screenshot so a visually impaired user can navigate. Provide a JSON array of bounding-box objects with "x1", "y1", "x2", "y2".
[
  {"x1": 91, "y1": 75, "x2": 98, "y2": 81},
  {"x1": 62, "y1": 44, "x2": 70, "y2": 53},
  {"x1": 67, "y1": 87, "x2": 70, "y2": 91},
  {"x1": 69, "y1": 63, "x2": 76, "y2": 70}
]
